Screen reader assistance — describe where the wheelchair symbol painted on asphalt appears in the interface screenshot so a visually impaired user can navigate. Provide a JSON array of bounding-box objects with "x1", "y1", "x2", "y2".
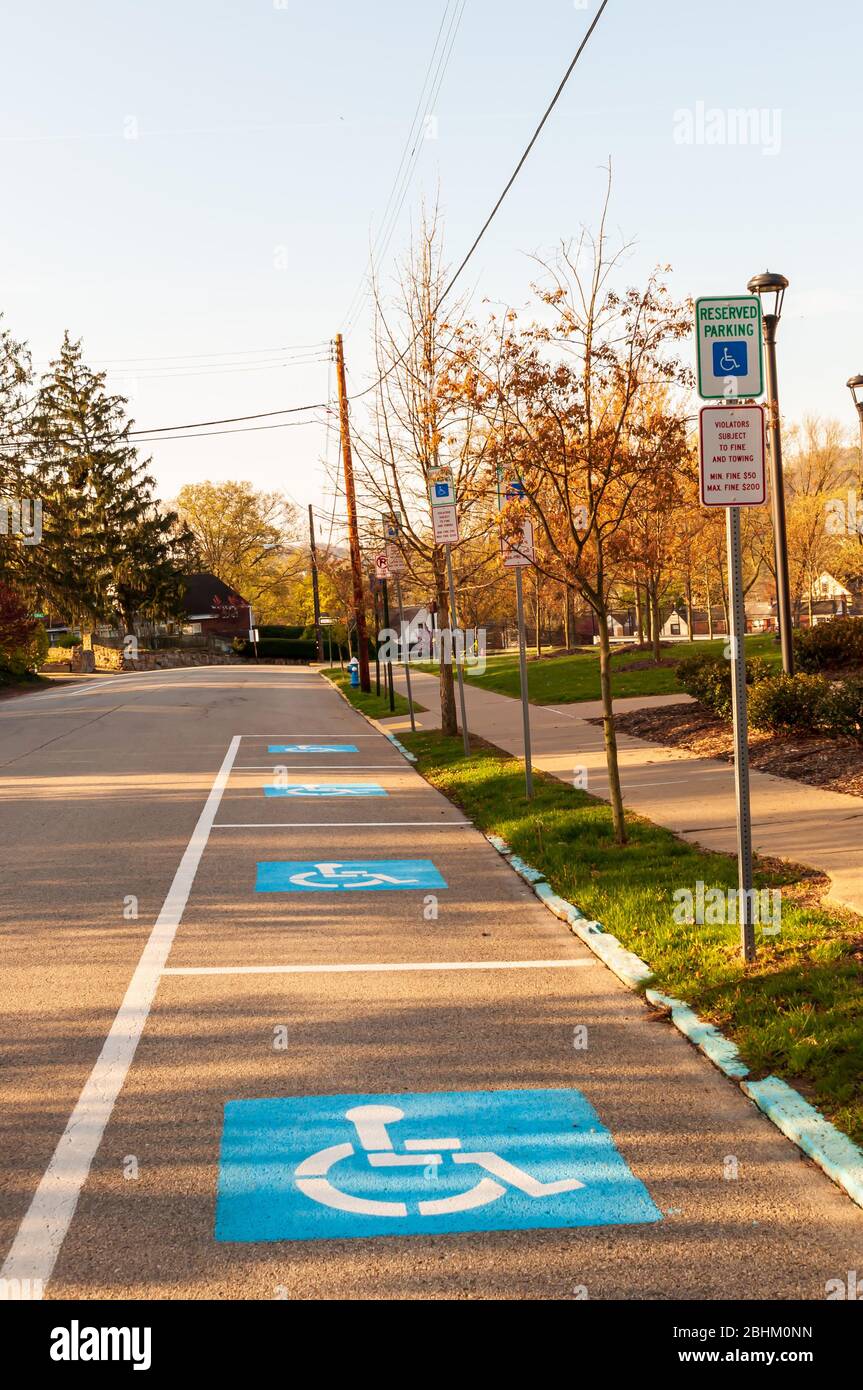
[
  {"x1": 268, "y1": 745, "x2": 359, "y2": 755},
  {"x1": 255, "y1": 860, "x2": 448, "y2": 893},
  {"x1": 215, "y1": 1090, "x2": 663, "y2": 1241},
  {"x1": 293, "y1": 1103, "x2": 586, "y2": 1219},
  {"x1": 264, "y1": 784, "x2": 387, "y2": 798}
]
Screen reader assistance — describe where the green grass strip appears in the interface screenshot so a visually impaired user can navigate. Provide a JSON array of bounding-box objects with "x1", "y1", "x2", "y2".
[
  {"x1": 322, "y1": 667, "x2": 425, "y2": 720},
  {"x1": 403, "y1": 729, "x2": 863, "y2": 1147},
  {"x1": 416, "y1": 634, "x2": 782, "y2": 705}
]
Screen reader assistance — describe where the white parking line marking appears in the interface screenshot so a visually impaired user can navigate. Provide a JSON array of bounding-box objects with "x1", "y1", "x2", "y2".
[
  {"x1": 235, "y1": 766, "x2": 400, "y2": 771},
  {"x1": 163, "y1": 959, "x2": 592, "y2": 977},
  {"x1": 0, "y1": 735, "x2": 242, "y2": 1295}
]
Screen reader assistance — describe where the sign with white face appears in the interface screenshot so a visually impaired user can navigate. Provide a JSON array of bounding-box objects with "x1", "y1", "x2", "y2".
[
  {"x1": 429, "y1": 467, "x2": 456, "y2": 508},
  {"x1": 385, "y1": 543, "x2": 407, "y2": 574},
  {"x1": 699, "y1": 405, "x2": 767, "y2": 507},
  {"x1": 383, "y1": 514, "x2": 407, "y2": 574},
  {"x1": 431, "y1": 505, "x2": 460, "y2": 545},
  {"x1": 503, "y1": 519, "x2": 535, "y2": 568},
  {"x1": 429, "y1": 468, "x2": 459, "y2": 544},
  {"x1": 695, "y1": 296, "x2": 764, "y2": 400},
  {"x1": 375, "y1": 553, "x2": 390, "y2": 580}
]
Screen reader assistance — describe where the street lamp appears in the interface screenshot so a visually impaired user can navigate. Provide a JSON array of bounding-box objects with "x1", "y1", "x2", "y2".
[
  {"x1": 748, "y1": 270, "x2": 794, "y2": 674},
  {"x1": 847, "y1": 374, "x2": 863, "y2": 458}
]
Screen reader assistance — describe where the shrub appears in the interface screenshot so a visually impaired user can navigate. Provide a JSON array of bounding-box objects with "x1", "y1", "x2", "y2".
[
  {"x1": 53, "y1": 633, "x2": 81, "y2": 649},
  {"x1": 258, "y1": 625, "x2": 306, "y2": 640},
  {"x1": 3, "y1": 624, "x2": 50, "y2": 676},
  {"x1": 238, "y1": 638, "x2": 317, "y2": 662},
  {"x1": 677, "y1": 652, "x2": 773, "y2": 719},
  {"x1": 820, "y1": 678, "x2": 863, "y2": 743},
  {"x1": 795, "y1": 617, "x2": 863, "y2": 673},
  {"x1": 748, "y1": 672, "x2": 832, "y2": 734}
]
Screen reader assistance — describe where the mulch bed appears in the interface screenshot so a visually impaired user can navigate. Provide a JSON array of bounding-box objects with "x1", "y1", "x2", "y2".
[{"x1": 591, "y1": 702, "x2": 863, "y2": 800}]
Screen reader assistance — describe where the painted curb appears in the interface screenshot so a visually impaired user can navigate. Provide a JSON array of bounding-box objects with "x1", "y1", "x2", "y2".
[
  {"x1": 646, "y1": 991, "x2": 750, "y2": 1081},
  {"x1": 327, "y1": 682, "x2": 863, "y2": 1216},
  {"x1": 481, "y1": 837, "x2": 652, "y2": 989},
  {"x1": 478, "y1": 831, "x2": 863, "y2": 1210},
  {"x1": 384, "y1": 732, "x2": 418, "y2": 763},
  {"x1": 741, "y1": 1077, "x2": 863, "y2": 1210},
  {"x1": 320, "y1": 672, "x2": 418, "y2": 764}
]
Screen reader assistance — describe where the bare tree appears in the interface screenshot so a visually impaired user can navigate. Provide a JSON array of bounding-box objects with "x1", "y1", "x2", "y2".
[
  {"x1": 352, "y1": 208, "x2": 498, "y2": 734},
  {"x1": 467, "y1": 179, "x2": 692, "y2": 843}
]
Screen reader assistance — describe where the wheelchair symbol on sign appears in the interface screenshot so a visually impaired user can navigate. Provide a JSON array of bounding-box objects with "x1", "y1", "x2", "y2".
[
  {"x1": 719, "y1": 346, "x2": 743, "y2": 373},
  {"x1": 294, "y1": 1104, "x2": 586, "y2": 1218},
  {"x1": 287, "y1": 863, "x2": 421, "y2": 890}
]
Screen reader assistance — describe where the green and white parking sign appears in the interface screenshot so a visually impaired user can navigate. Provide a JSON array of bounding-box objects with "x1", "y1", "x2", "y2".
[{"x1": 695, "y1": 296, "x2": 764, "y2": 400}]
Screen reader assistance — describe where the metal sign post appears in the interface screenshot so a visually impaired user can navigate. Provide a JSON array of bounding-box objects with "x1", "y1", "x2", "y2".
[
  {"x1": 698, "y1": 400, "x2": 767, "y2": 963},
  {"x1": 499, "y1": 472, "x2": 535, "y2": 800},
  {"x1": 383, "y1": 514, "x2": 416, "y2": 733},
  {"x1": 381, "y1": 572, "x2": 396, "y2": 714},
  {"x1": 429, "y1": 469, "x2": 469, "y2": 755},
  {"x1": 394, "y1": 574, "x2": 416, "y2": 733},
  {"x1": 445, "y1": 545, "x2": 470, "y2": 756},
  {"x1": 727, "y1": 505, "x2": 756, "y2": 963},
  {"x1": 514, "y1": 567, "x2": 534, "y2": 800}
]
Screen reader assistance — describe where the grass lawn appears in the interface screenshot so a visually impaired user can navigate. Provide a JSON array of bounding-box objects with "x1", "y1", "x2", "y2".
[
  {"x1": 322, "y1": 667, "x2": 426, "y2": 720},
  {"x1": 418, "y1": 634, "x2": 782, "y2": 705},
  {"x1": 404, "y1": 728, "x2": 863, "y2": 1146}
]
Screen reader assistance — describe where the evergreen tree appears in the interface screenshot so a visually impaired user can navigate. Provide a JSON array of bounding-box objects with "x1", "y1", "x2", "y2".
[
  {"x1": 0, "y1": 315, "x2": 36, "y2": 592},
  {"x1": 30, "y1": 333, "x2": 190, "y2": 629}
]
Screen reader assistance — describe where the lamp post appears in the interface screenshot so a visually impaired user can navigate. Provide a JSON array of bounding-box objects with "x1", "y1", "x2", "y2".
[
  {"x1": 748, "y1": 270, "x2": 794, "y2": 674},
  {"x1": 848, "y1": 374, "x2": 863, "y2": 463}
]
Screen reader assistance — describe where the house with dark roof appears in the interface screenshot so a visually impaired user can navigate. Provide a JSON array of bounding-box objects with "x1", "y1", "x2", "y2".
[{"x1": 181, "y1": 574, "x2": 252, "y2": 640}]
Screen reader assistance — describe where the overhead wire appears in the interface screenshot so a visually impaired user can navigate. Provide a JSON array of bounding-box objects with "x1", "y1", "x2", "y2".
[{"x1": 343, "y1": 0, "x2": 466, "y2": 334}]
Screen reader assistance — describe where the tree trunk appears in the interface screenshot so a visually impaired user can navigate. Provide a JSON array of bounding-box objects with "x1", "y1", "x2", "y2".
[
  {"x1": 597, "y1": 606, "x2": 627, "y2": 847},
  {"x1": 705, "y1": 571, "x2": 714, "y2": 640},
  {"x1": 634, "y1": 578, "x2": 644, "y2": 646},
  {"x1": 685, "y1": 576, "x2": 693, "y2": 640},
  {"x1": 650, "y1": 582, "x2": 662, "y2": 664},
  {"x1": 563, "y1": 587, "x2": 572, "y2": 650},
  {"x1": 534, "y1": 579, "x2": 541, "y2": 659},
  {"x1": 433, "y1": 554, "x2": 457, "y2": 736},
  {"x1": 643, "y1": 589, "x2": 652, "y2": 646}
]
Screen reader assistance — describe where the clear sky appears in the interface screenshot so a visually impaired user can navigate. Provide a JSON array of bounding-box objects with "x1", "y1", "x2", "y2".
[{"x1": 1, "y1": 0, "x2": 860, "y2": 535}]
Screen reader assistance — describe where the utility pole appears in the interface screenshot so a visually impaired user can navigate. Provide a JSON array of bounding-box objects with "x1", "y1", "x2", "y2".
[
  {"x1": 334, "y1": 333, "x2": 370, "y2": 692},
  {"x1": 308, "y1": 505, "x2": 324, "y2": 662}
]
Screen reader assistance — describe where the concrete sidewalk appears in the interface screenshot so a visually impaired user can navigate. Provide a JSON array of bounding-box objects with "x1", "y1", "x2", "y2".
[{"x1": 389, "y1": 672, "x2": 863, "y2": 917}]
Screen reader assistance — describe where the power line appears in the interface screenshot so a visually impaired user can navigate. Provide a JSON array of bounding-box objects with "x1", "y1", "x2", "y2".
[
  {"x1": 350, "y1": 0, "x2": 612, "y2": 402},
  {"x1": 34, "y1": 341, "x2": 331, "y2": 367},
  {"x1": 103, "y1": 355, "x2": 332, "y2": 382},
  {"x1": 344, "y1": 0, "x2": 466, "y2": 333},
  {"x1": 15, "y1": 6, "x2": 610, "y2": 447},
  {"x1": 128, "y1": 401, "x2": 333, "y2": 437},
  {"x1": 131, "y1": 415, "x2": 333, "y2": 443}
]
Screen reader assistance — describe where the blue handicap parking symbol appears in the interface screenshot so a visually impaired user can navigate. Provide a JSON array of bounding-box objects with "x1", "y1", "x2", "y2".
[
  {"x1": 215, "y1": 1089, "x2": 662, "y2": 1242},
  {"x1": 264, "y1": 784, "x2": 387, "y2": 799},
  {"x1": 268, "y1": 745, "x2": 359, "y2": 755},
  {"x1": 712, "y1": 340, "x2": 749, "y2": 378},
  {"x1": 434, "y1": 482, "x2": 451, "y2": 499},
  {"x1": 255, "y1": 859, "x2": 447, "y2": 893}
]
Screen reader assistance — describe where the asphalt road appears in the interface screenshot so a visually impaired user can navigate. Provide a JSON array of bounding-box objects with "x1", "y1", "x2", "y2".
[{"x1": 0, "y1": 666, "x2": 860, "y2": 1300}]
